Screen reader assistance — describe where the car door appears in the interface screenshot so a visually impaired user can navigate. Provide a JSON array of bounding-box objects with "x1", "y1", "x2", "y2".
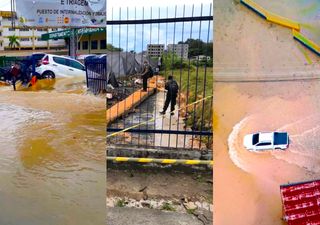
[
  {"x1": 254, "y1": 142, "x2": 272, "y2": 150},
  {"x1": 52, "y1": 56, "x2": 72, "y2": 77},
  {"x1": 67, "y1": 59, "x2": 86, "y2": 77}
]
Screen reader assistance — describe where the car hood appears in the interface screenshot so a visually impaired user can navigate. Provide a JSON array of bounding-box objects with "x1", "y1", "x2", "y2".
[{"x1": 243, "y1": 134, "x2": 254, "y2": 149}]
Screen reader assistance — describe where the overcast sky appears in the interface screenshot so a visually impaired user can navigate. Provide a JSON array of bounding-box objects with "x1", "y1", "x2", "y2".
[{"x1": 0, "y1": 0, "x2": 10, "y2": 11}]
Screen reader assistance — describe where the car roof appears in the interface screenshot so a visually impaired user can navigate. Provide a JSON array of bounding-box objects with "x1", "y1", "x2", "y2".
[
  {"x1": 258, "y1": 132, "x2": 273, "y2": 143},
  {"x1": 46, "y1": 54, "x2": 84, "y2": 64},
  {"x1": 46, "y1": 54, "x2": 74, "y2": 60}
]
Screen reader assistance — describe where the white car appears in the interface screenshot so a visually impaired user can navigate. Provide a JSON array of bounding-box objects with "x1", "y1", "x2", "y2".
[
  {"x1": 243, "y1": 132, "x2": 289, "y2": 151},
  {"x1": 36, "y1": 54, "x2": 86, "y2": 78}
]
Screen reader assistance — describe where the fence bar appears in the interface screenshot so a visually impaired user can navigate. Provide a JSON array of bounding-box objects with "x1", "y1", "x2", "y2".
[
  {"x1": 106, "y1": 16, "x2": 213, "y2": 25},
  {"x1": 105, "y1": 4, "x2": 213, "y2": 152},
  {"x1": 107, "y1": 128, "x2": 212, "y2": 136}
]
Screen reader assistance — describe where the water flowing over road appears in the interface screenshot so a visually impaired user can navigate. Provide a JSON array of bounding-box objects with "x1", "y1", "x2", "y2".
[{"x1": 0, "y1": 77, "x2": 105, "y2": 225}]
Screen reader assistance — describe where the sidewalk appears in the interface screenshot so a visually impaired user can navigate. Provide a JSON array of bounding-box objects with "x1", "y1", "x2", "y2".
[{"x1": 106, "y1": 207, "x2": 204, "y2": 225}]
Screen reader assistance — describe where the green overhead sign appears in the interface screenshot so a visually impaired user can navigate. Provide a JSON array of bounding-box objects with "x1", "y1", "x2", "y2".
[{"x1": 41, "y1": 27, "x2": 106, "y2": 40}]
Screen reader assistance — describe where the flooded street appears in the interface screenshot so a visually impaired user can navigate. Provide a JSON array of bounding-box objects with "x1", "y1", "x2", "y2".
[
  {"x1": 0, "y1": 78, "x2": 105, "y2": 225},
  {"x1": 214, "y1": 0, "x2": 320, "y2": 224},
  {"x1": 214, "y1": 81, "x2": 320, "y2": 225}
]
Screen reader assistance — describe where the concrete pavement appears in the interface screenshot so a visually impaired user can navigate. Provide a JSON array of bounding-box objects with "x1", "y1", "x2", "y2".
[{"x1": 106, "y1": 207, "x2": 204, "y2": 225}]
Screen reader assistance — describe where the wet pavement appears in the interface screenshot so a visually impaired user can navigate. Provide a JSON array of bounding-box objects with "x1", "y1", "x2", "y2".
[
  {"x1": 107, "y1": 207, "x2": 203, "y2": 225},
  {"x1": 108, "y1": 91, "x2": 193, "y2": 149}
]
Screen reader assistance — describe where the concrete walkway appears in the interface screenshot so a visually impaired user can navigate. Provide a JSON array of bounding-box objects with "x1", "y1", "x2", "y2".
[
  {"x1": 154, "y1": 91, "x2": 192, "y2": 148},
  {"x1": 106, "y1": 207, "x2": 203, "y2": 225}
]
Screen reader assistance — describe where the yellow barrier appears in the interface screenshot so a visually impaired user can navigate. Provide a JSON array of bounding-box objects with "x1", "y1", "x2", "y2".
[
  {"x1": 241, "y1": 0, "x2": 300, "y2": 31},
  {"x1": 107, "y1": 156, "x2": 213, "y2": 165},
  {"x1": 266, "y1": 12, "x2": 300, "y2": 31},
  {"x1": 292, "y1": 29, "x2": 320, "y2": 55},
  {"x1": 241, "y1": 0, "x2": 267, "y2": 18}
]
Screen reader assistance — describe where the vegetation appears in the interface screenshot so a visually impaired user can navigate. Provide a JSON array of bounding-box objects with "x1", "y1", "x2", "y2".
[
  {"x1": 8, "y1": 35, "x2": 20, "y2": 49},
  {"x1": 178, "y1": 38, "x2": 213, "y2": 58},
  {"x1": 161, "y1": 66, "x2": 213, "y2": 132},
  {"x1": 161, "y1": 202, "x2": 176, "y2": 211},
  {"x1": 186, "y1": 208, "x2": 197, "y2": 214},
  {"x1": 115, "y1": 199, "x2": 126, "y2": 207}
]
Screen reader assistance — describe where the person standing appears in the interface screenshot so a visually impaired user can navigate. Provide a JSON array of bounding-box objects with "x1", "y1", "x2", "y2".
[
  {"x1": 10, "y1": 63, "x2": 21, "y2": 91},
  {"x1": 140, "y1": 60, "x2": 153, "y2": 91},
  {"x1": 160, "y1": 75, "x2": 179, "y2": 115}
]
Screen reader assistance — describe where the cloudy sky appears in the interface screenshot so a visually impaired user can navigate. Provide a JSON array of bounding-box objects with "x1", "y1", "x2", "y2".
[{"x1": 0, "y1": 0, "x2": 10, "y2": 10}]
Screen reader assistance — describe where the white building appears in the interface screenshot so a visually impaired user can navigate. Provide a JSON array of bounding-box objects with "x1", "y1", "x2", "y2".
[
  {"x1": 0, "y1": 11, "x2": 65, "y2": 51},
  {"x1": 192, "y1": 55, "x2": 211, "y2": 61},
  {"x1": 167, "y1": 43, "x2": 189, "y2": 59},
  {"x1": 147, "y1": 44, "x2": 164, "y2": 58}
]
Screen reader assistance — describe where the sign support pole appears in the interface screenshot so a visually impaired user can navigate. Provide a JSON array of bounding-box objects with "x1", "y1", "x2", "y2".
[{"x1": 70, "y1": 28, "x2": 77, "y2": 59}]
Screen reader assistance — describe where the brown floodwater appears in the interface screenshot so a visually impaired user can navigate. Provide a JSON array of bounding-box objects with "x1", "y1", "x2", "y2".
[
  {"x1": 214, "y1": 81, "x2": 320, "y2": 225},
  {"x1": 0, "y1": 78, "x2": 105, "y2": 225}
]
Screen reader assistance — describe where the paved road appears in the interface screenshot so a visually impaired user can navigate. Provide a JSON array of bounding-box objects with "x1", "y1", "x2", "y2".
[{"x1": 106, "y1": 207, "x2": 204, "y2": 225}]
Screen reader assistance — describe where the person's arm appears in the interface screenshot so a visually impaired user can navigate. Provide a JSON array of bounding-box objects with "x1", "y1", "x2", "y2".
[
  {"x1": 165, "y1": 82, "x2": 169, "y2": 90},
  {"x1": 141, "y1": 66, "x2": 150, "y2": 77}
]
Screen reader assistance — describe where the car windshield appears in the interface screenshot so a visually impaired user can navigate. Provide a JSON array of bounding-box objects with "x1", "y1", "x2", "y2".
[{"x1": 252, "y1": 133, "x2": 259, "y2": 145}]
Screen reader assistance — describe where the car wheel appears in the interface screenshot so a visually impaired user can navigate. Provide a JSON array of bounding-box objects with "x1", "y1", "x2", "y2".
[{"x1": 42, "y1": 71, "x2": 55, "y2": 79}]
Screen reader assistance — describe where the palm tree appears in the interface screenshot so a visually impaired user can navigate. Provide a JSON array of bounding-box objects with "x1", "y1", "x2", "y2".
[{"x1": 8, "y1": 35, "x2": 20, "y2": 49}]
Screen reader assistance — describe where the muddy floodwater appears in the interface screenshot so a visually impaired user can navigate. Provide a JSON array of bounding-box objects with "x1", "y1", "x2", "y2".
[
  {"x1": 0, "y1": 78, "x2": 105, "y2": 225},
  {"x1": 214, "y1": 0, "x2": 320, "y2": 224},
  {"x1": 214, "y1": 81, "x2": 320, "y2": 225}
]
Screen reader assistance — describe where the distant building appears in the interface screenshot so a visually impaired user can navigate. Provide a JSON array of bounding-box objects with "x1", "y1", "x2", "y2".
[
  {"x1": 0, "y1": 11, "x2": 65, "y2": 51},
  {"x1": 167, "y1": 44, "x2": 189, "y2": 59},
  {"x1": 147, "y1": 44, "x2": 164, "y2": 58},
  {"x1": 192, "y1": 55, "x2": 211, "y2": 61}
]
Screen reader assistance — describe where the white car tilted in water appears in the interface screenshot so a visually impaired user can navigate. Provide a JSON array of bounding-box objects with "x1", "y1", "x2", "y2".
[
  {"x1": 243, "y1": 132, "x2": 289, "y2": 151},
  {"x1": 36, "y1": 54, "x2": 86, "y2": 78}
]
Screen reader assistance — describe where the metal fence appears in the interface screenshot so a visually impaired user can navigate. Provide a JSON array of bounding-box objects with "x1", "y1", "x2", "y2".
[
  {"x1": 106, "y1": 3, "x2": 213, "y2": 151},
  {"x1": 84, "y1": 56, "x2": 109, "y2": 95}
]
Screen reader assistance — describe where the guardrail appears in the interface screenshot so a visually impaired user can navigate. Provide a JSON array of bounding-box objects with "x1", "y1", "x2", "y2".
[
  {"x1": 240, "y1": 0, "x2": 300, "y2": 30},
  {"x1": 107, "y1": 156, "x2": 213, "y2": 165}
]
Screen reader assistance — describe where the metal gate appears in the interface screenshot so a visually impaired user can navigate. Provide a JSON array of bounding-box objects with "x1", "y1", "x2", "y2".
[
  {"x1": 106, "y1": 3, "x2": 213, "y2": 151},
  {"x1": 85, "y1": 56, "x2": 108, "y2": 95}
]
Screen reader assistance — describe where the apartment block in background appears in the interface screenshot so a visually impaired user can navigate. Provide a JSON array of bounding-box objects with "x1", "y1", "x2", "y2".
[
  {"x1": 167, "y1": 43, "x2": 189, "y2": 59},
  {"x1": 147, "y1": 44, "x2": 165, "y2": 58}
]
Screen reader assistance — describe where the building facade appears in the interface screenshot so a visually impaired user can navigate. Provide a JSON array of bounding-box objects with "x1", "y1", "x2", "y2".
[
  {"x1": 77, "y1": 31, "x2": 106, "y2": 55},
  {"x1": 0, "y1": 11, "x2": 65, "y2": 51},
  {"x1": 42, "y1": 28, "x2": 107, "y2": 55},
  {"x1": 147, "y1": 44, "x2": 165, "y2": 58},
  {"x1": 167, "y1": 44, "x2": 189, "y2": 59}
]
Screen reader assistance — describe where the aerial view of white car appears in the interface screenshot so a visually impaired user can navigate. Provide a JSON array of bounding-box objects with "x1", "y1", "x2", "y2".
[
  {"x1": 243, "y1": 132, "x2": 289, "y2": 151},
  {"x1": 36, "y1": 54, "x2": 86, "y2": 78}
]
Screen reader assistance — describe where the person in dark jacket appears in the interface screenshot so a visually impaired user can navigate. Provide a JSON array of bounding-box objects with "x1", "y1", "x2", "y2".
[
  {"x1": 160, "y1": 75, "x2": 179, "y2": 115},
  {"x1": 10, "y1": 63, "x2": 21, "y2": 91},
  {"x1": 140, "y1": 61, "x2": 153, "y2": 91}
]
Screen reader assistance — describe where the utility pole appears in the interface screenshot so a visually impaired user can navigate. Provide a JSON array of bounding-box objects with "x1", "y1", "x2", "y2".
[{"x1": 69, "y1": 28, "x2": 77, "y2": 59}]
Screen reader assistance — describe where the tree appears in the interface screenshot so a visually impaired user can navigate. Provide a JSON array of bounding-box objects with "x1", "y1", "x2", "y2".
[
  {"x1": 8, "y1": 35, "x2": 20, "y2": 49},
  {"x1": 179, "y1": 39, "x2": 213, "y2": 58},
  {"x1": 106, "y1": 44, "x2": 123, "y2": 52}
]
